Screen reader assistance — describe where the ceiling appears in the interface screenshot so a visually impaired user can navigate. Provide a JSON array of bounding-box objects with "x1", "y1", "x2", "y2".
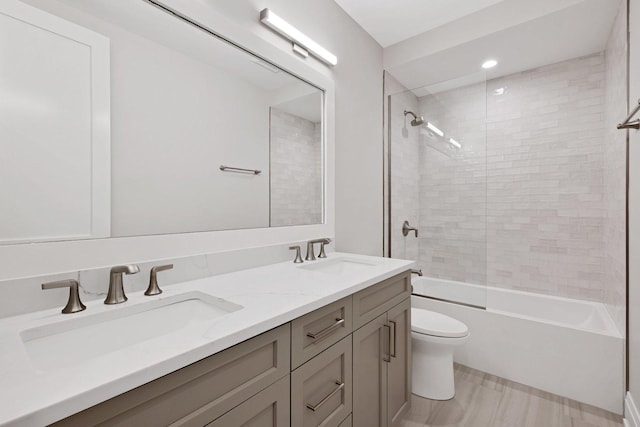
[
  {"x1": 336, "y1": 0, "x2": 621, "y2": 94},
  {"x1": 334, "y1": 0, "x2": 505, "y2": 48}
]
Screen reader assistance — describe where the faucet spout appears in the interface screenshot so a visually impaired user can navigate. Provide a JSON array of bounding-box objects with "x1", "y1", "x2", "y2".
[{"x1": 105, "y1": 264, "x2": 140, "y2": 305}]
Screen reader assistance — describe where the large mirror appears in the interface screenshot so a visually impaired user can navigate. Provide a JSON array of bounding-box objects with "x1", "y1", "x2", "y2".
[{"x1": 0, "y1": 0, "x2": 324, "y2": 245}]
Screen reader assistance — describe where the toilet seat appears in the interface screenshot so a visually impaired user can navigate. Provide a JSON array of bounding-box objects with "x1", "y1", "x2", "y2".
[{"x1": 411, "y1": 308, "x2": 468, "y2": 338}]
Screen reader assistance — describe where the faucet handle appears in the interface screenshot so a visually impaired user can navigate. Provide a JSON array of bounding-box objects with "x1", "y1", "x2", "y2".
[
  {"x1": 318, "y1": 239, "x2": 331, "y2": 258},
  {"x1": 42, "y1": 279, "x2": 86, "y2": 314},
  {"x1": 145, "y1": 264, "x2": 173, "y2": 296},
  {"x1": 289, "y1": 246, "x2": 304, "y2": 263}
]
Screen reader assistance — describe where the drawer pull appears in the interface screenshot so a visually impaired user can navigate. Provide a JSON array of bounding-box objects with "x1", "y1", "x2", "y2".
[
  {"x1": 306, "y1": 381, "x2": 345, "y2": 412},
  {"x1": 307, "y1": 318, "x2": 345, "y2": 341}
]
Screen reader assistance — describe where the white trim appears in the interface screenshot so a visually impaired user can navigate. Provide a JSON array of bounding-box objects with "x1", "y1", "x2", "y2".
[
  {"x1": 0, "y1": 0, "x2": 111, "y2": 243},
  {"x1": 626, "y1": 392, "x2": 640, "y2": 427}
]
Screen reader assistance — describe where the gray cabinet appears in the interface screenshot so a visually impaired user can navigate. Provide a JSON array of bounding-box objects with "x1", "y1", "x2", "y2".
[
  {"x1": 52, "y1": 324, "x2": 290, "y2": 427},
  {"x1": 205, "y1": 376, "x2": 290, "y2": 427},
  {"x1": 387, "y1": 298, "x2": 411, "y2": 427},
  {"x1": 353, "y1": 274, "x2": 411, "y2": 427},
  {"x1": 353, "y1": 312, "x2": 388, "y2": 427},
  {"x1": 291, "y1": 336, "x2": 353, "y2": 427},
  {"x1": 51, "y1": 270, "x2": 411, "y2": 427}
]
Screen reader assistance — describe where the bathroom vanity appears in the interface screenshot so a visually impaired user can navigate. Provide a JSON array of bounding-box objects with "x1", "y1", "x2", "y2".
[{"x1": 0, "y1": 254, "x2": 413, "y2": 426}]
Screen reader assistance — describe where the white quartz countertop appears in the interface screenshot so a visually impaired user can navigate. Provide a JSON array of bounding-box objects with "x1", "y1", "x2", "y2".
[{"x1": 0, "y1": 252, "x2": 413, "y2": 426}]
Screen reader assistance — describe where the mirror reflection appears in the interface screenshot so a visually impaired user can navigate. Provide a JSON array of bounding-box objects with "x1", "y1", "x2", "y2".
[{"x1": 0, "y1": 0, "x2": 324, "y2": 245}]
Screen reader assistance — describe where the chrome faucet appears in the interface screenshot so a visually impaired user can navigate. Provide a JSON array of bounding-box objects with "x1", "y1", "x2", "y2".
[
  {"x1": 402, "y1": 221, "x2": 418, "y2": 238},
  {"x1": 105, "y1": 264, "x2": 140, "y2": 304},
  {"x1": 411, "y1": 269, "x2": 423, "y2": 277},
  {"x1": 306, "y1": 238, "x2": 331, "y2": 261}
]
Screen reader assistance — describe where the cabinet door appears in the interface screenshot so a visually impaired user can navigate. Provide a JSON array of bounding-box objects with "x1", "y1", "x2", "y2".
[
  {"x1": 291, "y1": 336, "x2": 353, "y2": 427},
  {"x1": 352, "y1": 312, "x2": 388, "y2": 427},
  {"x1": 387, "y1": 298, "x2": 411, "y2": 427},
  {"x1": 205, "y1": 375, "x2": 290, "y2": 427}
]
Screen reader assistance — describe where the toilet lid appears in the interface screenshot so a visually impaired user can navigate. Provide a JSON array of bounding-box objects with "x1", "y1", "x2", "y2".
[{"x1": 411, "y1": 308, "x2": 469, "y2": 338}]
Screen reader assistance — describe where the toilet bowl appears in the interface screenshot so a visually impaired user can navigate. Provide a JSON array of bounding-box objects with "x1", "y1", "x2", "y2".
[{"x1": 411, "y1": 308, "x2": 469, "y2": 400}]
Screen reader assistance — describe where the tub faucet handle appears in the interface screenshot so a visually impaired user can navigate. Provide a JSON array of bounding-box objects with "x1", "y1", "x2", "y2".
[
  {"x1": 42, "y1": 279, "x2": 86, "y2": 314},
  {"x1": 402, "y1": 220, "x2": 418, "y2": 238},
  {"x1": 145, "y1": 264, "x2": 173, "y2": 296}
]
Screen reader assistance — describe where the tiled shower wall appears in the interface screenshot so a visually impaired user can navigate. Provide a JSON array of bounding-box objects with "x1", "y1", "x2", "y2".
[
  {"x1": 481, "y1": 53, "x2": 607, "y2": 299},
  {"x1": 418, "y1": 82, "x2": 488, "y2": 285},
  {"x1": 270, "y1": 108, "x2": 322, "y2": 226}
]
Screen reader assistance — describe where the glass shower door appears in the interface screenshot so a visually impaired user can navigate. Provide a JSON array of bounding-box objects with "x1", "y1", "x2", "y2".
[{"x1": 387, "y1": 72, "x2": 488, "y2": 309}]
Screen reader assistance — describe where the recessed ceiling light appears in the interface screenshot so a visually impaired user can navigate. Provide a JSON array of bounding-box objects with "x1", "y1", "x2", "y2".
[{"x1": 482, "y1": 59, "x2": 498, "y2": 69}]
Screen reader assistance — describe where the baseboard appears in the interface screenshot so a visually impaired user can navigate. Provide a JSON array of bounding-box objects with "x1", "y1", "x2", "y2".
[{"x1": 626, "y1": 392, "x2": 640, "y2": 427}]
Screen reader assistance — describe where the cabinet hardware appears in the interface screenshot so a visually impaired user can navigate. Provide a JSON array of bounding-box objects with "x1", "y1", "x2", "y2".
[
  {"x1": 383, "y1": 324, "x2": 391, "y2": 363},
  {"x1": 306, "y1": 381, "x2": 345, "y2": 412},
  {"x1": 389, "y1": 320, "x2": 397, "y2": 358},
  {"x1": 306, "y1": 318, "x2": 345, "y2": 341}
]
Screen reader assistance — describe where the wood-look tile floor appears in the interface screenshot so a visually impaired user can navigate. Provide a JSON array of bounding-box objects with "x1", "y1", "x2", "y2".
[{"x1": 400, "y1": 364, "x2": 623, "y2": 427}]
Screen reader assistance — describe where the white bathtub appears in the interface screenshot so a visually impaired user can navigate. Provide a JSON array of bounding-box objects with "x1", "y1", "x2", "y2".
[{"x1": 412, "y1": 277, "x2": 624, "y2": 414}]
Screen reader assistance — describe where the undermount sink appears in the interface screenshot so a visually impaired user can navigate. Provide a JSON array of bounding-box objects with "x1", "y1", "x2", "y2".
[
  {"x1": 299, "y1": 257, "x2": 381, "y2": 275},
  {"x1": 20, "y1": 291, "x2": 242, "y2": 371}
]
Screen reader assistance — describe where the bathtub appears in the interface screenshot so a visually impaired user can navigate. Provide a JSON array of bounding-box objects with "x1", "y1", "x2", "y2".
[{"x1": 411, "y1": 277, "x2": 624, "y2": 414}]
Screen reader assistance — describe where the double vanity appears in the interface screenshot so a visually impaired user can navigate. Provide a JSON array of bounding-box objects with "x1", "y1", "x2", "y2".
[{"x1": 0, "y1": 253, "x2": 413, "y2": 426}]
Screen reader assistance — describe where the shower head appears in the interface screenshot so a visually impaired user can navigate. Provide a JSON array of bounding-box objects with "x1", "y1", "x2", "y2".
[{"x1": 404, "y1": 110, "x2": 425, "y2": 126}]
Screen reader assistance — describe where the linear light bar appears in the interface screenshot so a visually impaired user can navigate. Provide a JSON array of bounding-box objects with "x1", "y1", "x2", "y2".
[
  {"x1": 426, "y1": 122, "x2": 444, "y2": 137},
  {"x1": 448, "y1": 138, "x2": 462, "y2": 149},
  {"x1": 260, "y1": 8, "x2": 338, "y2": 66}
]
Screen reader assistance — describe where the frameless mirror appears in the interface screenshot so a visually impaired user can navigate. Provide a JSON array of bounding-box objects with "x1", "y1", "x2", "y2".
[{"x1": 0, "y1": 0, "x2": 324, "y2": 245}]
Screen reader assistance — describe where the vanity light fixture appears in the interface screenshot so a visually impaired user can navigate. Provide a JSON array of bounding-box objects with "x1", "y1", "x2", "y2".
[
  {"x1": 426, "y1": 122, "x2": 444, "y2": 137},
  {"x1": 260, "y1": 8, "x2": 338, "y2": 66}
]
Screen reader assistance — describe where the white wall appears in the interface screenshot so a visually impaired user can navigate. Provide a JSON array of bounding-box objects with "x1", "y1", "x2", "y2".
[{"x1": 628, "y1": 0, "x2": 640, "y2": 413}]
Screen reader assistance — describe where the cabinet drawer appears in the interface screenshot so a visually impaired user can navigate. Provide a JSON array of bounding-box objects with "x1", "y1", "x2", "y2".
[
  {"x1": 291, "y1": 296, "x2": 352, "y2": 368},
  {"x1": 53, "y1": 324, "x2": 290, "y2": 427},
  {"x1": 292, "y1": 336, "x2": 353, "y2": 427},
  {"x1": 353, "y1": 271, "x2": 411, "y2": 329},
  {"x1": 338, "y1": 414, "x2": 352, "y2": 427},
  {"x1": 205, "y1": 375, "x2": 290, "y2": 427}
]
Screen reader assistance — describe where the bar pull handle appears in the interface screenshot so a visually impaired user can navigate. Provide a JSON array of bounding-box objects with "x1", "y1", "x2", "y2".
[
  {"x1": 219, "y1": 165, "x2": 262, "y2": 175},
  {"x1": 306, "y1": 381, "x2": 345, "y2": 412},
  {"x1": 383, "y1": 324, "x2": 391, "y2": 363},
  {"x1": 306, "y1": 318, "x2": 345, "y2": 342},
  {"x1": 42, "y1": 279, "x2": 86, "y2": 314},
  {"x1": 389, "y1": 320, "x2": 397, "y2": 358}
]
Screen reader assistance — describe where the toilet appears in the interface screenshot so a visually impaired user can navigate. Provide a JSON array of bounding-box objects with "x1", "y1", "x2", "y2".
[{"x1": 411, "y1": 308, "x2": 470, "y2": 400}]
